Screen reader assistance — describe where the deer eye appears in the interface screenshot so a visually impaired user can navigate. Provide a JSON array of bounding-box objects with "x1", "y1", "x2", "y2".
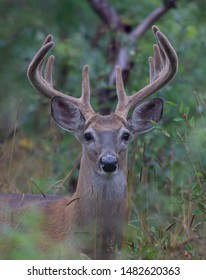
[
  {"x1": 122, "y1": 132, "x2": 130, "y2": 141},
  {"x1": 84, "y1": 132, "x2": 93, "y2": 141}
]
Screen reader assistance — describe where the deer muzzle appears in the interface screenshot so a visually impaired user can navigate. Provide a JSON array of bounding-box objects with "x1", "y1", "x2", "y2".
[{"x1": 99, "y1": 154, "x2": 118, "y2": 173}]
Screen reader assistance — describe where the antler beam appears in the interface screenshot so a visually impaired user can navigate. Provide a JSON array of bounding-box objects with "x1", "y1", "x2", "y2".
[
  {"x1": 115, "y1": 25, "x2": 178, "y2": 119},
  {"x1": 27, "y1": 35, "x2": 95, "y2": 119}
]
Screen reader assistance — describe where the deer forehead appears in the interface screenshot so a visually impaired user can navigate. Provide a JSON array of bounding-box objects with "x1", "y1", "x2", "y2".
[{"x1": 85, "y1": 113, "x2": 127, "y2": 131}]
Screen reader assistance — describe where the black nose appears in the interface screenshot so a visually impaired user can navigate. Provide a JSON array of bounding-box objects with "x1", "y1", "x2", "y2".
[{"x1": 100, "y1": 155, "x2": 118, "y2": 173}]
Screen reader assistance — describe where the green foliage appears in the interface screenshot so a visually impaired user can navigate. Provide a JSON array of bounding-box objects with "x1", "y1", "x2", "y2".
[
  {"x1": 0, "y1": 0, "x2": 206, "y2": 259},
  {"x1": 0, "y1": 209, "x2": 45, "y2": 259}
]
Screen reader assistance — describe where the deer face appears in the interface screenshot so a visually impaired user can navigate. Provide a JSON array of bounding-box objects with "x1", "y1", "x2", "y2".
[
  {"x1": 81, "y1": 114, "x2": 131, "y2": 175},
  {"x1": 51, "y1": 96, "x2": 163, "y2": 175}
]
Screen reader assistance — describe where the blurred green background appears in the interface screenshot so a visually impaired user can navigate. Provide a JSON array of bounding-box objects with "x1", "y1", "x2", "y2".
[{"x1": 0, "y1": 0, "x2": 206, "y2": 259}]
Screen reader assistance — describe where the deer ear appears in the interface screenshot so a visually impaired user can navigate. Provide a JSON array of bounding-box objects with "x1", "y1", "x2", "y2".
[
  {"x1": 51, "y1": 96, "x2": 85, "y2": 132},
  {"x1": 128, "y1": 98, "x2": 163, "y2": 135}
]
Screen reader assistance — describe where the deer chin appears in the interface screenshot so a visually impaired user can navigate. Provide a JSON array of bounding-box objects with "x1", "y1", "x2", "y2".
[
  {"x1": 96, "y1": 166, "x2": 119, "y2": 177},
  {"x1": 99, "y1": 168, "x2": 119, "y2": 176}
]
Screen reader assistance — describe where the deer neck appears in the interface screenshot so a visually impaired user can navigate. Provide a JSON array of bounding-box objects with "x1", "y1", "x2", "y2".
[{"x1": 74, "y1": 149, "x2": 128, "y2": 226}]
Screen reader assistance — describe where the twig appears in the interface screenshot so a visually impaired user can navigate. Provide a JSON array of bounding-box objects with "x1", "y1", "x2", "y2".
[
  {"x1": 88, "y1": 0, "x2": 177, "y2": 88},
  {"x1": 110, "y1": 3, "x2": 177, "y2": 85},
  {"x1": 87, "y1": 0, "x2": 123, "y2": 31},
  {"x1": 128, "y1": 5, "x2": 172, "y2": 41}
]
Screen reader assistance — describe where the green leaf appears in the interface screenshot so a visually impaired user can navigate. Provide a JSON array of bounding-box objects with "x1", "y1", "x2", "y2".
[
  {"x1": 184, "y1": 106, "x2": 190, "y2": 115},
  {"x1": 189, "y1": 116, "x2": 195, "y2": 128},
  {"x1": 162, "y1": 130, "x2": 171, "y2": 138},
  {"x1": 173, "y1": 117, "x2": 184, "y2": 122},
  {"x1": 195, "y1": 172, "x2": 203, "y2": 178},
  {"x1": 165, "y1": 100, "x2": 177, "y2": 107},
  {"x1": 186, "y1": 25, "x2": 197, "y2": 39},
  {"x1": 149, "y1": 120, "x2": 158, "y2": 126}
]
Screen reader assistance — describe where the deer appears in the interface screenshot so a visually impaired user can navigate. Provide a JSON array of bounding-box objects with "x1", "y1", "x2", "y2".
[{"x1": 0, "y1": 26, "x2": 178, "y2": 259}]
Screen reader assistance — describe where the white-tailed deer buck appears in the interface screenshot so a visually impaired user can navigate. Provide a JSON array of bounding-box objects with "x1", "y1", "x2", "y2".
[{"x1": 0, "y1": 26, "x2": 178, "y2": 259}]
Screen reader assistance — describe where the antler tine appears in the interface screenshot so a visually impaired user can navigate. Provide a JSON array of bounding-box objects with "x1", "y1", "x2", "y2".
[
  {"x1": 115, "y1": 25, "x2": 178, "y2": 119},
  {"x1": 81, "y1": 65, "x2": 95, "y2": 118},
  {"x1": 27, "y1": 37, "x2": 55, "y2": 98},
  {"x1": 44, "y1": 55, "x2": 55, "y2": 87},
  {"x1": 115, "y1": 66, "x2": 128, "y2": 113},
  {"x1": 27, "y1": 35, "x2": 95, "y2": 118},
  {"x1": 149, "y1": 44, "x2": 162, "y2": 82}
]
